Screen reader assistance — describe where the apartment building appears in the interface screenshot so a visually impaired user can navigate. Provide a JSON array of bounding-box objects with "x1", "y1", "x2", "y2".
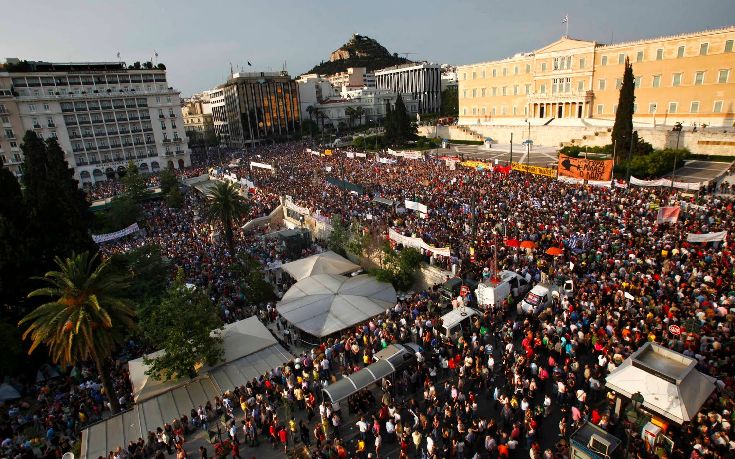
[
  {"x1": 375, "y1": 62, "x2": 442, "y2": 114},
  {"x1": 0, "y1": 59, "x2": 190, "y2": 184}
]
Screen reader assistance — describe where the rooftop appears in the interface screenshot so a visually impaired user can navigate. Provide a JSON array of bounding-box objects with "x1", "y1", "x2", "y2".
[{"x1": 2, "y1": 59, "x2": 165, "y2": 73}]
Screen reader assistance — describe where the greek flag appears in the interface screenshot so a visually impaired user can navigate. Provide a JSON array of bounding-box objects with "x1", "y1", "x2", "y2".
[{"x1": 562, "y1": 15, "x2": 568, "y2": 24}]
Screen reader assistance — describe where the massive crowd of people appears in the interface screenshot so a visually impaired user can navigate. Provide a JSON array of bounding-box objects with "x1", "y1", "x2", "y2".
[{"x1": 2, "y1": 140, "x2": 734, "y2": 459}]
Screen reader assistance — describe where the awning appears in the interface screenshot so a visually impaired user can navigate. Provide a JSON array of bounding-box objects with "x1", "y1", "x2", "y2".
[
  {"x1": 322, "y1": 359, "x2": 396, "y2": 403},
  {"x1": 281, "y1": 251, "x2": 360, "y2": 281}
]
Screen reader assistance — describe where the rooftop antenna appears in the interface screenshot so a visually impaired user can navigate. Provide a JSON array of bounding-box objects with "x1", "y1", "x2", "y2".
[{"x1": 229, "y1": 62, "x2": 233, "y2": 77}]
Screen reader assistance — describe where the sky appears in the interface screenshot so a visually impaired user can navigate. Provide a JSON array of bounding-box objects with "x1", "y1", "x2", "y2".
[{"x1": 1, "y1": 0, "x2": 733, "y2": 96}]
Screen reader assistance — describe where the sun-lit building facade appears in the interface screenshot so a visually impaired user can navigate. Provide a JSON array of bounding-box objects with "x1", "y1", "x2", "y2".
[{"x1": 458, "y1": 26, "x2": 735, "y2": 127}]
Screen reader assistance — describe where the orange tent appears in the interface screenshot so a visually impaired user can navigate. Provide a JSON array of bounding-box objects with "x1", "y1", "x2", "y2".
[{"x1": 520, "y1": 241, "x2": 536, "y2": 249}]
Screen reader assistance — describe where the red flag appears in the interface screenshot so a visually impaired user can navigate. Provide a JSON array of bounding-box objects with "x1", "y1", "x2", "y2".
[{"x1": 656, "y1": 206, "x2": 680, "y2": 224}]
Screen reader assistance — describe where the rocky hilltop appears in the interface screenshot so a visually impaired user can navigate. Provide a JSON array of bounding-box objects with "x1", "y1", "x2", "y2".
[{"x1": 305, "y1": 34, "x2": 411, "y2": 76}]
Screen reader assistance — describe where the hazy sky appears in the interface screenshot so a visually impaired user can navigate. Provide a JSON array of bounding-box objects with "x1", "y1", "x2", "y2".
[{"x1": 1, "y1": 0, "x2": 733, "y2": 96}]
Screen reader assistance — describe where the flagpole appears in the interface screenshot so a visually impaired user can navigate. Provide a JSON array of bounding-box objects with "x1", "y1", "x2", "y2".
[{"x1": 566, "y1": 15, "x2": 569, "y2": 37}]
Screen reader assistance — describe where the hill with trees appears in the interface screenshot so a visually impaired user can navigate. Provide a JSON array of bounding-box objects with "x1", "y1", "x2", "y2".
[{"x1": 305, "y1": 33, "x2": 411, "y2": 76}]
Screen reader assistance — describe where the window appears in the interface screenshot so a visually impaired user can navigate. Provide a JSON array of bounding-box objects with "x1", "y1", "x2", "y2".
[
  {"x1": 492, "y1": 68, "x2": 497, "y2": 77},
  {"x1": 5, "y1": 129, "x2": 15, "y2": 138},
  {"x1": 514, "y1": 66, "x2": 518, "y2": 75},
  {"x1": 668, "y1": 102, "x2": 678, "y2": 113},
  {"x1": 472, "y1": 88, "x2": 477, "y2": 98},
  {"x1": 502, "y1": 67, "x2": 507, "y2": 76},
  {"x1": 597, "y1": 104, "x2": 604, "y2": 115},
  {"x1": 616, "y1": 78, "x2": 622, "y2": 90},
  {"x1": 726, "y1": 40, "x2": 734, "y2": 53},
  {"x1": 492, "y1": 87, "x2": 497, "y2": 96},
  {"x1": 578, "y1": 81, "x2": 584, "y2": 92},
  {"x1": 649, "y1": 103, "x2": 657, "y2": 114},
  {"x1": 481, "y1": 88, "x2": 486, "y2": 97},
  {"x1": 463, "y1": 90, "x2": 467, "y2": 98},
  {"x1": 463, "y1": 108, "x2": 467, "y2": 115},
  {"x1": 656, "y1": 48, "x2": 664, "y2": 60},
  {"x1": 618, "y1": 53, "x2": 625, "y2": 64},
  {"x1": 160, "y1": 120, "x2": 166, "y2": 129},
  {"x1": 43, "y1": 104, "x2": 49, "y2": 111},
  {"x1": 564, "y1": 78, "x2": 571, "y2": 92},
  {"x1": 481, "y1": 70, "x2": 485, "y2": 78},
  {"x1": 598, "y1": 79, "x2": 606, "y2": 91},
  {"x1": 579, "y1": 58, "x2": 585, "y2": 69},
  {"x1": 718, "y1": 69, "x2": 729, "y2": 84},
  {"x1": 481, "y1": 107, "x2": 486, "y2": 114},
  {"x1": 492, "y1": 107, "x2": 496, "y2": 115},
  {"x1": 690, "y1": 101, "x2": 700, "y2": 113},
  {"x1": 513, "y1": 85, "x2": 518, "y2": 95},
  {"x1": 472, "y1": 71, "x2": 476, "y2": 80},
  {"x1": 541, "y1": 62, "x2": 547, "y2": 72},
  {"x1": 652, "y1": 75, "x2": 661, "y2": 88},
  {"x1": 677, "y1": 45, "x2": 685, "y2": 58},
  {"x1": 553, "y1": 57, "x2": 559, "y2": 70},
  {"x1": 29, "y1": 104, "x2": 36, "y2": 112},
  {"x1": 540, "y1": 84, "x2": 546, "y2": 94},
  {"x1": 672, "y1": 73, "x2": 682, "y2": 86},
  {"x1": 699, "y1": 43, "x2": 708, "y2": 56},
  {"x1": 634, "y1": 77, "x2": 641, "y2": 89},
  {"x1": 636, "y1": 51, "x2": 644, "y2": 62},
  {"x1": 695, "y1": 71, "x2": 705, "y2": 85},
  {"x1": 524, "y1": 106, "x2": 528, "y2": 116},
  {"x1": 1, "y1": 116, "x2": 7, "y2": 123},
  {"x1": 525, "y1": 84, "x2": 531, "y2": 94},
  {"x1": 713, "y1": 100, "x2": 723, "y2": 113},
  {"x1": 472, "y1": 107, "x2": 477, "y2": 115},
  {"x1": 502, "y1": 86, "x2": 507, "y2": 96},
  {"x1": 525, "y1": 64, "x2": 531, "y2": 73},
  {"x1": 501, "y1": 106, "x2": 507, "y2": 115},
  {"x1": 566, "y1": 56, "x2": 572, "y2": 69},
  {"x1": 601, "y1": 56, "x2": 608, "y2": 66}
]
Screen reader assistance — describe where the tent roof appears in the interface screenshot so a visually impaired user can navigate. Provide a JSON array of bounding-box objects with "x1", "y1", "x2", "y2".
[
  {"x1": 322, "y1": 359, "x2": 396, "y2": 403},
  {"x1": 281, "y1": 251, "x2": 360, "y2": 281},
  {"x1": 129, "y1": 316, "x2": 280, "y2": 403},
  {"x1": 81, "y1": 317, "x2": 293, "y2": 459},
  {"x1": 605, "y1": 342, "x2": 716, "y2": 424},
  {"x1": 277, "y1": 274, "x2": 396, "y2": 338}
]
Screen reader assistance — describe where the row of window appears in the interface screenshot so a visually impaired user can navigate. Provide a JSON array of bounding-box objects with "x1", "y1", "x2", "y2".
[
  {"x1": 601, "y1": 39, "x2": 734, "y2": 66},
  {"x1": 599, "y1": 69, "x2": 730, "y2": 90},
  {"x1": 463, "y1": 106, "x2": 530, "y2": 116},
  {"x1": 461, "y1": 38, "x2": 734, "y2": 79},
  {"x1": 595, "y1": 100, "x2": 726, "y2": 115},
  {"x1": 15, "y1": 85, "x2": 171, "y2": 98},
  {"x1": 11, "y1": 73, "x2": 166, "y2": 87}
]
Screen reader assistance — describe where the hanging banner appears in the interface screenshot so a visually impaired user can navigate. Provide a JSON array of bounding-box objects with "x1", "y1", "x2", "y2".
[
  {"x1": 326, "y1": 176, "x2": 365, "y2": 195},
  {"x1": 460, "y1": 160, "x2": 493, "y2": 170},
  {"x1": 630, "y1": 176, "x2": 705, "y2": 191},
  {"x1": 557, "y1": 176, "x2": 612, "y2": 188},
  {"x1": 511, "y1": 162, "x2": 556, "y2": 178},
  {"x1": 377, "y1": 155, "x2": 397, "y2": 164},
  {"x1": 346, "y1": 152, "x2": 355, "y2": 158},
  {"x1": 404, "y1": 200, "x2": 428, "y2": 214},
  {"x1": 250, "y1": 161, "x2": 274, "y2": 170},
  {"x1": 388, "y1": 149, "x2": 424, "y2": 160},
  {"x1": 557, "y1": 155, "x2": 613, "y2": 181},
  {"x1": 355, "y1": 152, "x2": 367, "y2": 158},
  {"x1": 686, "y1": 231, "x2": 727, "y2": 243},
  {"x1": 323, "y1": 149, "x2": 333, "y2": 156},
  {"x1": 656, "y1": 207, "x2": 681, "y2": 224},
  {"x1": 284, "y1": 197, "x2": 311, "y2": 216},
  {"x1": 93, "y1": 223, "x2": 140, "y2": 244},
  {"x1": 388, "y1": 228, "x2": 451, "y2": 257}
]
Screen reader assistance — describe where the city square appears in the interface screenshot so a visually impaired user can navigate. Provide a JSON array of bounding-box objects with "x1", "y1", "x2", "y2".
[{"x1": 1, "y1": 2, "x2": 734, "y2": 459}]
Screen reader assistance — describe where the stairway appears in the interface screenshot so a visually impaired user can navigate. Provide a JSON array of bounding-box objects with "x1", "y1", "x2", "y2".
[{"x1": 456, "y1": 125, "x2": 485, "y2": 141}]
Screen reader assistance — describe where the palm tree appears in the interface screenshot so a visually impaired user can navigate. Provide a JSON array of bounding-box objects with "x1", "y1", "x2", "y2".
[
  {"x1": 345, "y1": 106, "x2": 356, "y2": 129},
  {"x1": 205, "y1": 181, "x2": 249, "y2": 254},
  {"x1": 353, "y1": 106, "x2": 365, "y2": 128},
  {"x1": 19, "y1": 251, "x2": 135, "y2": 413}
]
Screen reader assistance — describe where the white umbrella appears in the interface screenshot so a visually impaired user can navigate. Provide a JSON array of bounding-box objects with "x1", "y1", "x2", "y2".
[
  {"x1": 0, "y1": 383, "x2": 21, "y2": 401},
  {"x1": 277, "y1": 274, "x2": 396, "y2": 337}
]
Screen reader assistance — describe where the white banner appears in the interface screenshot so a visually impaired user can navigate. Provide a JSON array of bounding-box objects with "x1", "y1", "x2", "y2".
[
  {"x1": 93, "y1": 223, "x2": 140, "y2": 244},
  {"x1": 630, "y1": 176, "x2": 705, "y2": 191},
  {"x1": 310, "y1": 150, "x2": 320, "y2": 156},
  {"x1": 557, "y1": 176, "x2": 612, "y2": 188},
  {"x1": 377, "y1": 156, "x2": 396, "y2": 164},
  {"x1": 404, "y1": 199, "x2": 429, "y2": 214},
  {"x1": 686, "y1": 231, "x2": 727, "y2": 243},
  {"x1": 346, "y1": 152, "x2": 355, "y2": 158},
  {"x1": 388, "y1": 228, "x2": 451, "y2": 257},
  {"x1": 284, "y1": 197, "x2": 310, "y2": 216},
  {"x1": 250, "y1": 161, "x2": 274, "y2": 170},
  {"x1": 355, "y1": 152, "x2": 367, "y2": 158},
  {"x1": 239, "y1": 178, "x2": 255, "y2": 190},
  {"x1": 388, "y1": 149, "x2": 423, "y2": 160}
]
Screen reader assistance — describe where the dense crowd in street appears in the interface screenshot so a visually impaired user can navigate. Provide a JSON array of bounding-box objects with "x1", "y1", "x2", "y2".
[{"x1": 2, "y1": 140, "x2": 734, "y2": 459}]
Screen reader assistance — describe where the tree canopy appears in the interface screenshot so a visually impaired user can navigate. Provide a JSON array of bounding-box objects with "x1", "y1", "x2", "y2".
[
  {"x1": 141, "y1": 269, "x2": 224, "y2": 381},
  {"x1": 205, "y1": 181, "x2": 249, "y2": 254},
  {"x1": 612, "y1": 57, "x2": 635, "y2": 159},
  {"x1": 383, "y1": 94, "x2": 416, "y2": 146}
]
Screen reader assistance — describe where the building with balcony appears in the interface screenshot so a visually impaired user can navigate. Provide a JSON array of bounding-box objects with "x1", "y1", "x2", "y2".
[
  {"x1": 457, "y1": 26, "x2": 735, "y2": 127},
  {"x1": 220, "y1": 72, "x2": 301, "y2": 148},
  {"x1": 312, "y1": 86, "x2": 419, "y2": 129},
  {"x1": 202, "y1": 88, "x2": 228, "y2": 144},
  {"x1": 374, "y1": 62, "x2": 442, "y2": 114},
  {"x1": 0, "y1": 58, "x2": 191, "y2": 184},
  {"x1": 325, "y1": 67, "x2": 375, "y2": 90},
  {"x1": 0, "y1": 83, "x2": 25, "y2": 177},
  {"x1": 181, "y1": 96, "x2": 214, "y2": 135}
]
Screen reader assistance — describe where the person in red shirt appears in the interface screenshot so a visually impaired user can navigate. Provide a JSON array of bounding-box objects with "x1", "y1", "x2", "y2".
[{"x1": 278, "y1": 426, "x2": 288, "y2": 453}]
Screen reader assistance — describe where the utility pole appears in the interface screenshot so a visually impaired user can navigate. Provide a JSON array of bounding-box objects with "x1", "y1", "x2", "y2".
[{"x1": 509, "y1": 132, "x2": 513, "y2": 165}]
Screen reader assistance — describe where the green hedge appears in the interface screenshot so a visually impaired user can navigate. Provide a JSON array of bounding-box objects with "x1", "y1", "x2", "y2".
[{"x1": 614, "y1": 148, "x2": 690, "y2": 179}]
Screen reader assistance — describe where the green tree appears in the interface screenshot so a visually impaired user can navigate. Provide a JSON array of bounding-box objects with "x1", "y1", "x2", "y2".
[
  {"x1": 370, "y1": 246, "x2": 422, "y2": 291},
  {"x1": 166, "y1": 186, "x2": 184, "y2": 208},
  {"x1": 18, "y1": 251, "x2": 135, "y2": 413},
  {"x1": 22, "y1": 132, "x2": 96, "y2": 269},
  {"x1": 0, "y1": 168, "x2": 30, "y2": 312},
  {"x1": 327, "y1": 215, "x2": 350, "y2": 256},
  {"x1": 384, "y1": 101, "x2": 396, "y2": 144},
  {"x1": 121, "y1": 161, "x2": 150, "y2": 204},
  {"x1": 159, "y1": 167, "x2": 179, "y2": 195},
  {"x1": 141, "y1": 269, "x2": 223, "y2": 381},
  {"x1": 108, "y1": 245, "x2": 170, "y2": 309},
  {"x1": 353, "y1": 106, "x2": 365, "y2": 127},
  {"x1": 612, "y1": 57, "x2": 635, "y2": 161},
  {"x1": 440, "y1": 87, "x2": 458, "y2": 117},
  {"x1": 205, "y1": 181, "x2": 249, "y2": 254},
  {"x1": 392, "y1": 93, "x2": 415, "y2": 143}
]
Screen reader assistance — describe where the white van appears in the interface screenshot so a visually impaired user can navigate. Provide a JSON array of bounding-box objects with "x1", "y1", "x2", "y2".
[
  {"x1": 519, "y1": 279, "x2": 574, "y2": 315},
  {"x1": 475, "y1": 270, "x2": 531, "y2": 307},
  {"x1": 440, "y1": 307, "x2": 480, "y2": 339}
]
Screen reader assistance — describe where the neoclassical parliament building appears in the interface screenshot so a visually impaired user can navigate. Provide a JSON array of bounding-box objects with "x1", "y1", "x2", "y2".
[{"x1": 458, "y1": 26, "x2": 735, "y2": 127}]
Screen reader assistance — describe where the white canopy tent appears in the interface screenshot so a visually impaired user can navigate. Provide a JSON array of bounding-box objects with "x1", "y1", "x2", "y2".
[
  {"x1": 280, "y1": 250, "x2": 360, "y2": 281},
  {"x1": 605, "y1": 342, "x2": 716, "y2": 425},
  {"x1": 277, "y1": 274, "x2": 396, "y2": 338},
  {"x1": 81, "y1": 316, "x2": 293, "y2": 459}
]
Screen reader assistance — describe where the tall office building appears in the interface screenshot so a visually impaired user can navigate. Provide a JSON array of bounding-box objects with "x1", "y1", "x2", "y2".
[
  {"x1": 457, "y1": 26, "x2": 735, "y2": 126},
  {"x1": 220, "y1": 72, "x2": 301, "y2": 148},
  {"x1": 374, "y1": 62, "x2": 442, "y2": 114},
  {"x1": 0, "y1": 59, "x2": 190, "y2": 184}
]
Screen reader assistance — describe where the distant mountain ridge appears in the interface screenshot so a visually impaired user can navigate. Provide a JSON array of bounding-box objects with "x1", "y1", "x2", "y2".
[{"x1": 305, "y1": 33, "x2": 412, "y2": 76}]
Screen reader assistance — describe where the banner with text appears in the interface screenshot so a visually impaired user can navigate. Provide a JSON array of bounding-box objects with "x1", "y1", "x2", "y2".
[
  {"x1": 656, "y1": 206, "x2": 681, "y2": 224},
  {"x1": 404, "y1": 200, "x2": 429, "y2": 214},
  {"x1": 388, "y1": 228, "x2": 451, "y2": 257},
  {"x1": 511, "y1": 162, "x2": 557, "y2": 178},
  {"x1": 557, "y1": 155, "x2": 613, "y2": 181},
  {"x1": 686, "y1": 231, "x2": 727, "y2": 243},
  {"x1": 250, "y1": 161, "x2": 274, "y2": 170},
  {"x1": 93, "y1": 223, "x2": 140, "y2": 244},
  {"x1": 630, "y1": 176, "x2": 705, "y2": 191}
]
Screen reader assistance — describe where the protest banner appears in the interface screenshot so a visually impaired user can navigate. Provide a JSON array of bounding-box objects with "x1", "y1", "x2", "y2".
[
  {"x1": 93, "y1": 223, "x2": 140, "y2": 244},
  {"x1": 630, "y1": 176, "x2": 705, "y2": 191},
  {"x1": 656, "y1": 207, "x2": 681, "y2": 224},
  {"x1": 388, "y1": 228, "x2": 451, "y2": 257},
  {"x1": 686, "y1": 231, "x2": 727, "y2": 243},
  {"x1": 511, "y1": 162, "x2": 557, "y2": 178},
  {"x1": 404, "y1": 200, "x2": 429, "y2": 214},
  {"x1": 557, "y1": 155, "x2": 613, "y2": 181},
  {"x1": 250, "y1": 161, "x2": 274, "y2": 170}
]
